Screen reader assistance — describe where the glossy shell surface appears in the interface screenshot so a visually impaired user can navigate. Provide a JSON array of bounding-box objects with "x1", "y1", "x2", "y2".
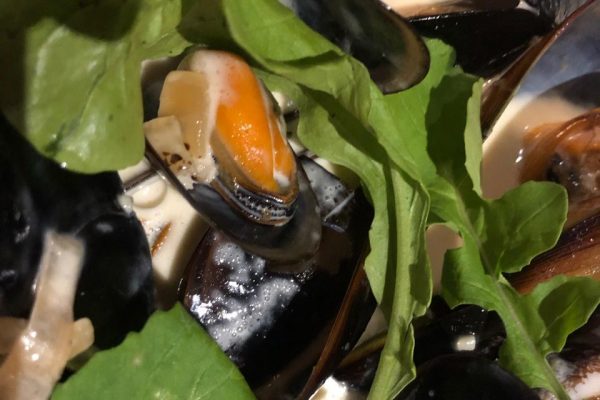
[
  {"x1": 180, "y1": 157, "x2": 375, "y2": 399},
  {"x1": 0, "y1": 116, "x2": 154, "y2": 349}
]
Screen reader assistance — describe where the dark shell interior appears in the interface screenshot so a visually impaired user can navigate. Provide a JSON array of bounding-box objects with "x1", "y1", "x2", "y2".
[{"x1": 144, "y1": 74, "x2": 322, "y2": 263}]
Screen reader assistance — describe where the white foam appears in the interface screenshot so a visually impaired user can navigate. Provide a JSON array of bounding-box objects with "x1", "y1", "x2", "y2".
[{"x1": 194, "y1": 241, "x2": 301, "y2": 351}]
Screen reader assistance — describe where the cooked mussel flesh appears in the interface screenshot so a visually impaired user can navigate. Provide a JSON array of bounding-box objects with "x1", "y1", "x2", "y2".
[
  {"x1": 147, "y1": 50, "x2": 297, "y2": 225},
  {"x1": 144, "y1": 50, "x2": 322, "y2": 263}
]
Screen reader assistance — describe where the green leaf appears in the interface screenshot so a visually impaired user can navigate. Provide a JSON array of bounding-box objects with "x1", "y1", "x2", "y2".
[
  {"x1": 527, "y1": 275, "x2": 600, "y2": 352},
  {"x1": 369, "y1": 168, "x2": 430, "y2": 400},
  {"x1": 424, "y1": 42, "x2": 600, "y2": 399},
  {"x1": 255, "y1": 39, "x2": 434, "y2": 399},
  {"x1": 0, "y1": 0, "x2": 191, "y2": 172},
  {"x1": 485, "y1": 182, "x2": 568, "y2": 275},
  {"x1": 52, "y1": 304, "x2": 256, "y2": 400}
]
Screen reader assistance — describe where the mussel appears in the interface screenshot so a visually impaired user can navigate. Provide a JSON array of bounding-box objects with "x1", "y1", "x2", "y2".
[
  {"x1": 480, "y1": 0, "x2": 600, "y2": 132},
  {"x1": 143, "y1": 50, "x2": 322, "y2": 263},
  {"x1": 281, "y1": 0, "x2": 430, "y2": 93},
  {"x1": 520, "y1": 108, "x2": 600, "y2": 227},
  {"x1": 384, "y1": 0, "x2": 593, "y2": 80},
  {"x1": 543, "y1": 308, "x2": 600, "y2": 399},
  {"x1": 129, "y1": 46, "x2": 383, "y2": 399},
  {"x1": 393, "y1": 0, "x2": 553, "y2": 78},
  {"x1": 0, "y1": 115, "x2": 154, "y2": 350},
  {"x1": 178, "y1": 156, "x2": 375, "y2": 399}
]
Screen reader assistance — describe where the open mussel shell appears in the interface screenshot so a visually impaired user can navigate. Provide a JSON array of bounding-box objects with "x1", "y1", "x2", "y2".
[
  {"x1": 146, "y1": 146, "x2": 321, "y2": 264},
  {"x1": 396, "y1": 0, "x2": 594, "y2": 80},
  {"x1": 482, "y1": 0, "x2": 600, "y2": 200},
  {"x1": 143, "y1": 51, "x2": 322, "y2": 264},
  {"x1": 179, "y1": 157, "x2": 375, "y2": 399},
  {"x1": 333, "y1": 302, "x2": 600, "y2": 398},
  {"x1": 477, "y1": 1, "x2": 600, "y2": 301},
  {"x1": 0, "y1": 115, "x2": 154, "y2": 349},
  {"x1": 281, "y1": 0, "x2": 430, "y2": 93}
]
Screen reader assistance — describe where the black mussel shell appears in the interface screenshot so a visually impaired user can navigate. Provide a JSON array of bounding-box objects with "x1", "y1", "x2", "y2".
[
  {"x1": 0, "y1": 150, "x2": 42, "y2": 317},
  {"x1": 0, "y1": 115, "x2": 154, "y2": 349},
  {"x1": 282, "y1": 0, "x2": 430, "y2": 93},
  {"x1": 335, "y1": 301, "x2": 600, "y2": 398},
  {"x1": 146, "y1": 146, "x2": 322, "y2": 264},
  {"x1": 180, "y1": 157, "x2": 375, "y2": 399},
  {"x1": 396, "y1": 353, "x2": 539, "y2": 400},
  {"x1": 410, "y1": 9, "x2": 552, "y2": 78},
  {"x1": 481, "y1": 0, "x2": 600, "y2": 132},
  {"x1": 74, "y1": 213, "x2": 154, "y2": 349},
  {"x1": 334, "y1": 301, "x2": 506, "y2": 393},
  {"x1": 143, "y1": 67, "x2": 322, "y2": 264},
  {"x1": 413, "y1": 304, "x2": 505, "y2": 365}
]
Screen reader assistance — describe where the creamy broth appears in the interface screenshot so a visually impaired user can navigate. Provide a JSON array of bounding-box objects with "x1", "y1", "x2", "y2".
[
  {"x1": 119, "y1": 165, "x2": 208, "y2": 308},
  {"x1": 482, "y1": 95, "x2": 589, "y2": 200}
]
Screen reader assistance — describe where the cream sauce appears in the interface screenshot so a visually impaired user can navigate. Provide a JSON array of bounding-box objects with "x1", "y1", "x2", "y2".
[
  {"x1": 482, "y1": 95, "x2": 588, "y2": 200},
  {"x1": 119, "y1": 164, "x2": 208, "y2": 308}
]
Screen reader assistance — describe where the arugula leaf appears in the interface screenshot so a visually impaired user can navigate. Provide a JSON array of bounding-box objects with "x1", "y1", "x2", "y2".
[
  {"x1": 423, "y1": 52, "x2": 600, "y2": 399},
  {"x1": 0, "y1": 0, "x2": 191, "y2": 172},
  {"x1": 257, "y1": 69, "x2": 425, "y2": 399},
  {"x1": 251, "y1": 35, "x2": 445, "y2": 400},
  {"x1": 52, "y1": 304, "x2": 256, "y2": 400}
]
